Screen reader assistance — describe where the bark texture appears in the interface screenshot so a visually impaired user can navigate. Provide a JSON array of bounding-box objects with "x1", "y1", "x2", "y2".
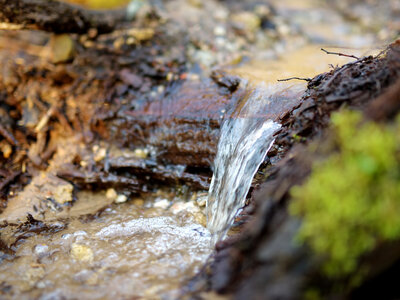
[{"x1": 0, "y1": 0, "x2": 126, "y2": 34}]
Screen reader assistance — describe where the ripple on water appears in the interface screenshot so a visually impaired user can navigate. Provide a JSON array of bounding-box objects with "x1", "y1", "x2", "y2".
[{"x1": 0, "y1": 199, "x2": 212, "y2": 300}]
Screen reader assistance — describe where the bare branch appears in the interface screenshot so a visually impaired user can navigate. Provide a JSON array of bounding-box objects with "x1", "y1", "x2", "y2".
[
  {"x1": 0, "y1": 124, "x2": 18, "y2": 146},
  {"x1": 0, "y1": 0, "x2": 128, "y2": 34},
  {"x1": 321, "y1": 48, "x2": 359, "y2": 60},
  {"x1": 277, "y1": 77, "x2": 312, "y2": 82}
]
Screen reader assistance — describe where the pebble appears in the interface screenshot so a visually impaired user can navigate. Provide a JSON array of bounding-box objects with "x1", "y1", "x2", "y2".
[
  {"x1": 169, "y1": 201, "x2": 200, "y2": 214},
  {"x1": 132, "y1": 198, "x2": 144, "y2": 207},
  {"x1": 214, "y1": 9, "x2": 229, "y2": 21},
  {"x1": 196, "y1": 195, "x2": 207, "y2": 207},
  {"x1": 106, "y1": 188, "x2": 118, "y2": 201},
  {"x1": 1, "y1": 143, "x2": 12, "y2": 159},
  {"x1": 113, "y1": 37, "x2": 125, "y2": 50},
  {"x1": 53, "y1": 182, "x2": 74, "y2": 204},
  {"x1": 133, "y1": 148, "x2": 149, "y2": 159},
  {"x1": 50, "y1": 34, "x2": 75, "y2": 63},
  {"x1": 153, "y1": 199, "x2": 170, "y2": 209},
  {"x1": 231, "y1": 12, "x2": 261, "y2": 34},
  {"x1": 115, "y1": 194, "x2": 128, "y2": 204},
  {"x1": 94, "y1": 147, "x2": 107, "y2": 162},
  {"x1": 71, "y1": 244, "x2": 93, "y2": 263},
  {"x1": 214, "y1": 26, "x2": 227, "y2": 36},
  {"x1": 127, "y1": 28, "x2": 155, "y2": 42},
  {"x1": 74, "y1": 269, "x2": 98, "y2": 285},
  {"x1": 34, "y1": 244, "x2": 49, "y2": 257}
]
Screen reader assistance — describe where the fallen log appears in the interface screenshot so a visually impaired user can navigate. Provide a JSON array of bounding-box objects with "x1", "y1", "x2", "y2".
[
  {"x1": 189, "y1": 41, "x2": 400, "y2": 299},
  {"x1": 0, "y1": 0, "x2": 127, "y2": 34}
]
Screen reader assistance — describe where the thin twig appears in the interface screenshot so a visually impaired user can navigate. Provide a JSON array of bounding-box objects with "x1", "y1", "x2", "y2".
[
  {"x1": 277, "y1": 77, "x2": 312, "y2": 82},
  {"x1": 374, "y1": 46, "x2": 389, "y2": 59},
  {"x1": 0, "y1": 171, "x2": 21, "y2": 192},
  {"x1": 0, "y1": 123, "x2": 18, "y2": 146},
  {"x1": 321, "y1": 48, "x2": 359, "y2": 60},
  {"x1": 35, "y1": 105, "x2": 57, "y2": 133}
]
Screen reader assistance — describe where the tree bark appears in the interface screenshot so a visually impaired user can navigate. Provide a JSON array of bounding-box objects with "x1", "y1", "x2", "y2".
[{"x1": 0, "y1": 0, "x2": 127, "y2": 34}]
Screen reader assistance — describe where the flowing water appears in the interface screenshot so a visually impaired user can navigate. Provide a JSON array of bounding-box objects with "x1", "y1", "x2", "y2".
[
  {"x1": 0, "y1": 194, "x2": 211, "y2": 299},
  {"x1": 206, "y1": 83, "x2": 302, "y2": 243},
  {"x1": 205, "y1": 43, "x2": 380, "y2": 242}
]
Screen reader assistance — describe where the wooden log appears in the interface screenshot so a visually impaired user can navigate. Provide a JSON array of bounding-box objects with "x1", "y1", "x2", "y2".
[
  {"x1": 110, "y1": 77, "x2": 303, "y2": 168},
  {"x1": 0, "y1": 0, "x2": 127, "y2": 34}
]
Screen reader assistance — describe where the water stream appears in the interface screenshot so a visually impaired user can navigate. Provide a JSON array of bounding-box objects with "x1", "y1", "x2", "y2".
[
  {"x1": 206, "y1": 83, "x2": 302, "y2": 243},
  {"x1": 0, "y1": 194, "x2": 212, "y2": 299}
]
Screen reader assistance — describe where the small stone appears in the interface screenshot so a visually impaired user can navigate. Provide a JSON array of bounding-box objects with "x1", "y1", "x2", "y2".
[
  {"x1": 132, "y1": 198, "x2": 144, "y2": 207},
  {"x1": 34, "y1": 244, "x2": 49, "y2": 257},
  {"x1": 196, "y1": 195, "x2": 207, "y2": 207},
  {"x1": 106, "y1": 188, "x2": 117, "y2": 201},
  {"x1": 87, "y1": 28, "x2": 98, "y2": 39},
  {"x1": 113, "y1": 36, "x2": 125, "y2": 50},
  {"x1": 1, "y1": 142, "x2": 12, "y2": 159},
  {"x1": 74, "y1": 269, "x2": 98, "y2": 285},
  {"x1": 157, "y1": 85, "x2": 165, "y2": 94},
  {"x1": 183, "y1": 201, "x2": 200, "y2": 213},
  {"x1": 169, "y1": 201, "x2": 200, "y2": 214},
  {"x1": 254, "y1": 4, "x2": 272, "y2": 17},
  {"x1": 115, "y1": 194, "x2": 128, "y2": 204},
  {"x1": 194, "y1": 212, "x2": 206, "y2": 226},
  {"x1": 214, "y1": 26, "x2": 226, "y2": 36},
  {"x1": 71, "y1": 244, "x2": 93, "y2": 263},
  {"x1": 214, "y1": 9, "x2": 229, "y2": 21},
  {"x1": 126, "y1": 37, "x2": 135, "y2": 45},
  {"x1": 231, "y1": 12, "x2": 261, "y2": 34},
  {"x1": 169, "y1": 201, "x2": 186, "y2": 214},
  {"x1": 50, "y1": 34, "x2": 75, "y2": 63},
  {"x1": 53, "y1": 182, "x2": 74, "y2": 204},
  {"x1": 277, "y1": 23, "x2": 291, "y2": 36},
  {"x1": 94, "y1": 148, "x2": 107, "y2": 162},
  {"x1": 153, "y1": 199, "x2": 170, "y2": 209},
  {"x1": 127, "y1": 28, "x2": 155, "y2": 42},
  {"x1": 193, "y1": 50, "x2": 216, "y2": 68},
  {"x1": 36, "y1": 281, "x2": 48, "y2": 289},
  {"x1": 133, "y1": 148, "x2": 148, "y2": 159}
]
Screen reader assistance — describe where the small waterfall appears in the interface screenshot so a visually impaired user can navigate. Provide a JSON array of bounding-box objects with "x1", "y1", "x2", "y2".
[{"x1": 206, "y1": 83, "x2": 295, "y2": 244}]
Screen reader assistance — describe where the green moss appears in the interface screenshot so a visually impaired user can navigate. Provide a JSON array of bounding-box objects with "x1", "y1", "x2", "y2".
[
  {"x1": 292, "y1": 133, "x2": 306, "y2": 143},
  {"x1": 290, "y1": 110, "x2": 400, "y2": 279}
]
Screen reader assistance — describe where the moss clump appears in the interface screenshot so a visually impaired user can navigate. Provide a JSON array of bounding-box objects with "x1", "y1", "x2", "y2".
[{"x1": 290, "y1": 110, "x2": 400, "y2": 279}]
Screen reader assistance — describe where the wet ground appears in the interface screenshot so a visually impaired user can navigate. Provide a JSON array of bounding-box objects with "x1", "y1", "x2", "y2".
[{"x1": 0, "y1": 191, "x2": 211, "y2": 299}]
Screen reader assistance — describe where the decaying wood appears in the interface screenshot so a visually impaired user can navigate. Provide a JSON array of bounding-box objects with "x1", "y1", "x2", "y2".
[
  {"x1": 188, "y1": 42, "x2": 400, "y2": 300},
  {"x1": 0, "y1": 0, "x2": 127, "y2": 34}
]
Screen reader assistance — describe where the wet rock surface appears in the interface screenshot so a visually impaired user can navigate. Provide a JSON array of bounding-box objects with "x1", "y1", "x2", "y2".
[{"x1": 0, "y1": 194, "x2": 211, "y2": 299}]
